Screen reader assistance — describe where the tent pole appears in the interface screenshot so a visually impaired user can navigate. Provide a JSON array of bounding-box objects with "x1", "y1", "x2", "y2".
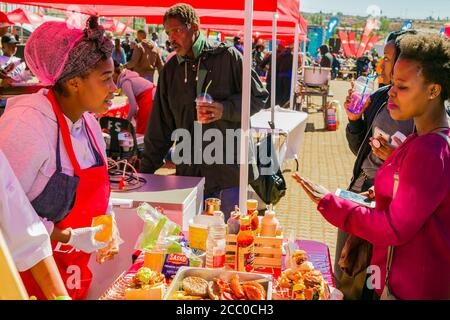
[
  {"x1": 270, "y1": 12, "x2": 278, "y2": 125},
  {"x1": 290, "y1": 24, "x2": 300, "y2": 110},
  {"x1": 238, "y1": 0, "x2": 254, "y2": 214}
]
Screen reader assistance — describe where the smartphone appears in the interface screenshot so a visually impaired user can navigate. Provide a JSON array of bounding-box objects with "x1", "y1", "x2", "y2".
[
  {"x1": 373, "y1": 126, "x2": 390, "y2": 142},
  {"x1": 335, "y1": 188, "x2": 376, "y2": 208}
]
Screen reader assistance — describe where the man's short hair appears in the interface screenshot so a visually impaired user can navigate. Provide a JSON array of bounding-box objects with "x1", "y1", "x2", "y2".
[
  {"x1": 137, "y1": 29, "x2": 147, "y2": 37},
  {"x1": 163, "y1": 3, "x2": 200, "y2": 26}
]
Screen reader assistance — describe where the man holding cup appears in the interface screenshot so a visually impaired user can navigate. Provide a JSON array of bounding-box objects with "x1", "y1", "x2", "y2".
[{"x1": 141, "y1": 4, "x2": 269, "y2": 219}]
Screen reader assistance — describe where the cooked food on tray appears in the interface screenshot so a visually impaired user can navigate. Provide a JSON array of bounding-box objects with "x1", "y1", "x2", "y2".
[
  {"x1": 125, "y1": 267, "x2": 167, "y2": 300},
  {"x1": 174, "y1": 274, "x2": 267, "y2": 300}
]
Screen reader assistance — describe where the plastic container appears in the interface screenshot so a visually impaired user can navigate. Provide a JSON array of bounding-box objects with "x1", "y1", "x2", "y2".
[
  {"x1": 347, "y1": 76, "x2": 375, "y2": 114},
  {"x1": 195, "y1": 93, "x2": 213, "y2": 123},
  {"x1": 260, "y1": 210, "x2": 279, "y2": 237},
  {"x1": 205, "y1": 224, "x2": 227, "y2": 269},
  {"x1": 143, "y1": 247, "x2": 167, "y2": 273}
]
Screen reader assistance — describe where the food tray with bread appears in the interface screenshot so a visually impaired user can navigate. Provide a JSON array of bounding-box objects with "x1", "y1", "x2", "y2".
[{"x1": 164, "y1": 267, "x2": 272, "y2": 300}]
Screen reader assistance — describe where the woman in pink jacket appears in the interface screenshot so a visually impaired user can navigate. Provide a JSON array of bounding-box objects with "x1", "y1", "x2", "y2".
[{"x1": 294, "y1": 33, "x2": 450, "y2": 300}]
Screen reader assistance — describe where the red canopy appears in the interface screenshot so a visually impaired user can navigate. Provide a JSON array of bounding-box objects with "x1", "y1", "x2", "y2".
[
  {"x1": 8, "y1": 0, "x2": 279, "y2": 13},
  {"x1": 8, "y1": 0, "x2": 300, "y2": 22},
  {"x1": 7, "y1": 7, "x2": 44, "y2": 25}
]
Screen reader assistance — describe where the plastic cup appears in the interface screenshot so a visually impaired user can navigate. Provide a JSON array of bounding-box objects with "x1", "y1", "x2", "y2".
[
  {"x1": 347, "y1": 76, "x2": 375, "y2": 115},
  {"x1": 195, "y1": 93, "x2": 213, "y2": 123}
]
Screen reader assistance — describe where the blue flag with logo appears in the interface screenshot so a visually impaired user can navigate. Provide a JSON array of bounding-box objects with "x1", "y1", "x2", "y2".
[
  {"x1": 401, "y1": 20, "x2": 413, "y2": 31},
  {"x1": 325, "y1": 17, "x2": 340, "y2": 42}
]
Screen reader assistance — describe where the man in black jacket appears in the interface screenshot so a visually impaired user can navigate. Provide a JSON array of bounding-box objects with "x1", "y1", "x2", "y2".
[
  {"x1": 335, "y1": 30, "x2": 417, "y2": 300},
  {"x1": 141, "y1": 4, "x2": 269, "y2": 219}
]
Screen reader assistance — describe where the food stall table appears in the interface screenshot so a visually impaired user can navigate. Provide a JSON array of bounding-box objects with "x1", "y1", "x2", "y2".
[
  {"x1": 250, "y1": 107, "x2": 308, "y2": 169},
  {"x1": 86, "y1": 174, "x2": 205, "y2": 300},
  {"x1": 99, "y1": 238, "x2": 335, "y2": 300}
]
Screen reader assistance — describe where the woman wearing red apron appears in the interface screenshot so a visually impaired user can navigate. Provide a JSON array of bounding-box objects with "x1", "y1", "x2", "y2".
[
  {"x1": 113, "y1": 62, "x2": 156, "y2": 134},
  {"x1": 0, "y1": 17, "x2": 119, "y2": 299}
]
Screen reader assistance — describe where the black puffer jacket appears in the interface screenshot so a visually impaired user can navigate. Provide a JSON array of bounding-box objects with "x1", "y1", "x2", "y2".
[{"x1": 141, "y1": 40, "x2": 269, "y2": 194}]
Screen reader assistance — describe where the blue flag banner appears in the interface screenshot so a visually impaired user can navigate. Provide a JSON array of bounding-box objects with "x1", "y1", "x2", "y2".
[
  {"x1": 401, "y1": 20, "x2": 413, "y2": 31},
  {"x1": 325, "y1": 17, "x2": 340, "y2": 42}
]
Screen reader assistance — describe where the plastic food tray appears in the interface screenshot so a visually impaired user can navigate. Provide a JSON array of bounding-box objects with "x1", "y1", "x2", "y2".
[{"x1": 163, "y1": 267, "x2": 273, "y2": 300}]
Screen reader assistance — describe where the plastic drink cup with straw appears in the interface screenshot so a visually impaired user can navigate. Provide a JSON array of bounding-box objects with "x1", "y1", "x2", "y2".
[
  {"x1": 195, "y1": 80, "x2": 213, "y2": 123},
  {"x1": 347, "y1": 75, "x2": 377, "y2": 115}
]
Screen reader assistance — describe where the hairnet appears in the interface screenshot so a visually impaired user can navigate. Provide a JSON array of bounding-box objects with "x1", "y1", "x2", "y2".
[{"x1": 25, "y1": 17, "x2": 113, "y2": 86}]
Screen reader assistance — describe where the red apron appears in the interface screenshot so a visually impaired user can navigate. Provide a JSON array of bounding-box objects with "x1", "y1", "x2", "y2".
[
  {"x1": 20, "y1": 91, "x2": 110, "y2": 300},
  {"x1": 135, "y1": 88, "x2": 154, "y2": 135}
]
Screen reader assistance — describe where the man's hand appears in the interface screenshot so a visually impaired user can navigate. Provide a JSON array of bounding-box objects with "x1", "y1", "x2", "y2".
[
  {"x1": 369, "y1": 136, "x2": 401, "y2": 161},
  {"x1": 196, "y1": 101, "x2": 224, "y2": 124},
  {"x1": 292, "y1": 173, "x2": 331, "y2": 205},
  {"x1": 344, "y1": 82, "x2": 371, "y2": 121}
]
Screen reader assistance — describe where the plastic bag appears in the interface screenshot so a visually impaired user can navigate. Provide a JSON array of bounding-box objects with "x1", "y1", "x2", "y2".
[
  {"x1": 96, "y1": 211, "x2": 124, "y2": 264},
  {"x1": 135, "y1": 203, "x2": 181, "y2": 251},
  {"x1": 160, "y1": 237, "x2": 203, "y2": 279}
]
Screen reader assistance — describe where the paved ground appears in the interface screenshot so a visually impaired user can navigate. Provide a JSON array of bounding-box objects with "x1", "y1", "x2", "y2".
[{"x1": 275, "y1": 79, "x2": 355, "y2": 264}]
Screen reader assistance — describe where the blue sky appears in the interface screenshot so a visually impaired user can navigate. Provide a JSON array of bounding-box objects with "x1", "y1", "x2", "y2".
[{"x1": 301, "y1": 0, "x2": 450, "y2": 19}]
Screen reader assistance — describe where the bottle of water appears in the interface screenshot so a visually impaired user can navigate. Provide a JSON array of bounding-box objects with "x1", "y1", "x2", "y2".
[{"x1": 205, "y1": 224, "x2": 226, "y2": 269}]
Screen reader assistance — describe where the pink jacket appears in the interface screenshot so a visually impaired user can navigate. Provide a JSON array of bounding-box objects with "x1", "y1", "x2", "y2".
[{"x1": 318, "y1": 130, "x2": 450, "y2": 300}]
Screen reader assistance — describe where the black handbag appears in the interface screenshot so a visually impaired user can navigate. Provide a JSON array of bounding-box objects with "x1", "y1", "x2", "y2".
[{"x1": 249, "y1": 131, "x2": 287, "y2": 205}]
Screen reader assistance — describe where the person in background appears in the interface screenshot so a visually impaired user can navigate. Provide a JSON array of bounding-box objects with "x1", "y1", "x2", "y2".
[
  {"x1": 0, "y1": 150, "x2": 70, "y2": 300},
  {"x1": 252, "y1": 44, "x2": 265, "y2": 77},
  {"x1": 260, "y1": 42, "x2": 293, "y2": 107},
  {"x1": 334, "y1": 29, "x2": 416, "y2": 300},
  {"x1": 0, "y1": 12, "x2": 13, "y2": 87},
  {"x1": 295, "y1": 32, "x2": 450, "y2": 300},
  {"x1": 376, "y1": 55, "x2": 387, "y2": 87},
  {"x1": 166, "y1": 40, "x2": 174, "y2": 53},
  {"x1": 0, "y1": 34, "x2": 20, "y2": 67},
  {"x1": 112, "y1": 38, "x2": 127, "y2": 65},
  {"x1": 356, "y1": 54, "x2": 370, "y2": 77},
  {"x1": 0, "y1": 34, "x2": 32, "y2": 83},
  {"x1": 125, "y1": 29, "x2": 164, "y2": 82},
  {"x1": 151, "y1": 32, "x2": 160, "y2": 47},
  {"x1": 319, "y1": 44, "x2": 334, "y2": 68},
  {"x1": 141, "y1": 4, "x2": 268, "y2": 220},
  {"x1": 105, "y1": 31, "x2": 113, "y2": 45},
  {"x1": 121, "y1": 33, "x2": 133, "y2": 62},
  {"x1": 113, "y1": 61, "x2": 156, "y2": 134},
  {"x1": 0, "y1": 17, "x2": 120, "y2": 300},
  {"x1": 233, "y1": 36, "x2": 244, "y2": 54},
  {"x1": 331, "y1": 52, "x2": 341, "y2": 80}
]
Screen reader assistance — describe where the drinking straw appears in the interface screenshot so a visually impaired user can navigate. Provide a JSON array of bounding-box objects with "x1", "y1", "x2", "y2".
[
  {"x1": 358, "y1": 74, "x2": 379, "y2": 109},
  {"x1": 204, "y1": 80, "x2": 213, "y2": 96}
]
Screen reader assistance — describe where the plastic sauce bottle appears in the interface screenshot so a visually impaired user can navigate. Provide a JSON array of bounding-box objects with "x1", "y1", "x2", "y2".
[
  {"x1": 227, "y1": 206, "x2": 241, "y2": 235},
  {"x1": 247, "y1": 199, "x2": 259, "y2": 235},
  {"x1": 260, "y1": 209, "x2": 279, "y2": 237},
  {"x1": 236, "y1": 215, "x2": 255, "y2": 272},
  {"x1": 206, "y1": 224, "x2": 226, "y2": 269}
]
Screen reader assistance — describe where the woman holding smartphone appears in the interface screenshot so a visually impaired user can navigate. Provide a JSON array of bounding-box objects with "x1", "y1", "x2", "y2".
[{"x1": 294, "y1": 32, "x2": 450, "y2": 300}]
